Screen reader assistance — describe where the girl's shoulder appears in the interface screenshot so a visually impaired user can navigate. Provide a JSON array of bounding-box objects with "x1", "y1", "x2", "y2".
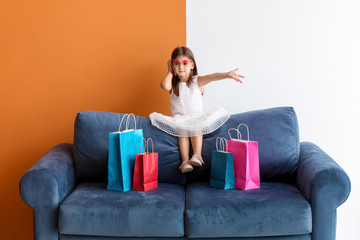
[
  {"x1": 191, "y1": 75, "x2": 199, "y2": 84},
  {"x1": 191, "y1": 75, "x2": 204, "y2": 94}
]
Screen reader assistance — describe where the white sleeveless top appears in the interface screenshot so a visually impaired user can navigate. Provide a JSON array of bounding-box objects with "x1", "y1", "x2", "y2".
[
  {"x1": 149, "y1": 76, "x2": 230, "y2": 137},
  {"x1": 170, "y1": 78, "x2": 203, "y2": 117}
]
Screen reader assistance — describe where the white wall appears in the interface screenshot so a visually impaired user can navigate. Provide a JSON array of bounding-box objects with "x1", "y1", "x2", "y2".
[{"x1": 187, "y1": 0, "x2": 360, "y2": 239}]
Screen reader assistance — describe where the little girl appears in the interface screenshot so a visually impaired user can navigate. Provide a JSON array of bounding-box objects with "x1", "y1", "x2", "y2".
[{"x1": 149, "y1": 46, "x2": 245, "y2": 173}]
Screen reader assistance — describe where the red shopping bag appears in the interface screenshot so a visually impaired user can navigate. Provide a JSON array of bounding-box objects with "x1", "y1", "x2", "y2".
[
  {"x1": 226, "y1": 124, "x2": 260, "y2": 190},
  {"x1": 132, "y1": 138, "x2": 158, "y2": 191}
]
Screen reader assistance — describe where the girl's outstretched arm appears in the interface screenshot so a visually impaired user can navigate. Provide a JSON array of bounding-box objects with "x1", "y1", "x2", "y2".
[
  {"x1": 197, "y1": 68, "x2": 245, "y2": 87},
  {"x1": 160, "y1": 60, "x2": 173, "y2": 92}
]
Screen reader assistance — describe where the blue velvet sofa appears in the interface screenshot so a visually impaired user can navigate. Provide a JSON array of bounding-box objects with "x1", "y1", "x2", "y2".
[{"x1": 19, "y1": 107, "x2": 351, "y2": 240}]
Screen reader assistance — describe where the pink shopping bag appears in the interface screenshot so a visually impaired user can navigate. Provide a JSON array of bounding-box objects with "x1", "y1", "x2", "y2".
[{"x1": 226, "y1": 124, "x2": 260, "y2": 190}]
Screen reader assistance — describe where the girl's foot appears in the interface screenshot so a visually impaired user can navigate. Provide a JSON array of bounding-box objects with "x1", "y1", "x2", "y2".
[
  {"x1": 189, "y1": 154, "x2": 204, "y2": 167},
  {"x1": 179, "y1": 160, "x2": 193, "y2": 173}
]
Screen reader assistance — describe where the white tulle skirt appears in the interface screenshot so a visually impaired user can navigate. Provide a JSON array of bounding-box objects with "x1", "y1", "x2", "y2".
[{"x1": 149, "y1": 107, "x2": 230, "y2": 137}]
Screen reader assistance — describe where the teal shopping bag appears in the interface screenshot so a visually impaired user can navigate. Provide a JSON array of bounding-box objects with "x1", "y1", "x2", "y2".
[
  {"x1": 210, "y1": 137, "x2": 235, "y2": 189},
  {"x1": 107, "y1": 114, "x2": 144, "y2": 192}
]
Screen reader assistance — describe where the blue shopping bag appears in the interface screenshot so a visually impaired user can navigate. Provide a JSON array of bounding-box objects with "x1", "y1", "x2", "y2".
[
  {"x1": 210, "y1": 137, "x2": 235, "y2": 189},
  {"x1": 107, "y1": 113, "x2": 144, "y2": 192}
]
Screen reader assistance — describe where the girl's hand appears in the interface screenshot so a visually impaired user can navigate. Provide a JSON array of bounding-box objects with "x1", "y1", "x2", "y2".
[{"x1": 227, "y1": 68, "x2": 245, "y2": 83}]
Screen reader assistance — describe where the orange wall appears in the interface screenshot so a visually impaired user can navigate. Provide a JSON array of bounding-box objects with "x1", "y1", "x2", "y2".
[{"x1": 0, "y1": 1, "x2": 185, "y2": 239}]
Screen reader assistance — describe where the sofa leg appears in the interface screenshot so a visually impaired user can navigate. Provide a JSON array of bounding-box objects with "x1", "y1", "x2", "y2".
[{"x1": 33, "y1": 207, "x2": 59, "y2": 240}]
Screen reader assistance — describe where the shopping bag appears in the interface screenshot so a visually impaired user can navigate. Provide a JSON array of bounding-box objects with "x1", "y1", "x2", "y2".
[
  {"x1": 107, "y1": 113, "x2": 144, "y2": 192},
  {"x1": 210, "y1": 137, "x2": 235, "y2": 189},
  {"x1": 226, "y1": 124, "x2": 260, "y2": 190},
  {"x1": 133, "y1": 138, "x2": 158, "y2": 191}
]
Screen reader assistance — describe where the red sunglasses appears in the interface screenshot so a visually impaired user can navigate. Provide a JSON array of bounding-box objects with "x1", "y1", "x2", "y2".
[{"x1": 172, "y1": 59, "x2": 192, "y2": 65}]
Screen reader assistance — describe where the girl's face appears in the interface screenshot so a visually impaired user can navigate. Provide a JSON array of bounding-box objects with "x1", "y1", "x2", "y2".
[{"x1": 172, "y1": 55, "x2": 195, "y2": 80}]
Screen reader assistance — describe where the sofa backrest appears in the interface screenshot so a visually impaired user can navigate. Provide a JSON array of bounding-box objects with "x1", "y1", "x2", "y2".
[
  {"x1": 73, "y1": 107, "x2": 299, "y2": 184},
  {"x1": 188, "y1": 106, "x2": 300, "y2": 183},
  {"x1": 73, "y1": 111, "x2": 187, "y2": 184}
]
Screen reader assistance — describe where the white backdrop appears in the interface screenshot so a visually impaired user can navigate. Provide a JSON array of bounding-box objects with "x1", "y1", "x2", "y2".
[{"x1": 187, "y1": 0, "x2": 360, "y2": 239}]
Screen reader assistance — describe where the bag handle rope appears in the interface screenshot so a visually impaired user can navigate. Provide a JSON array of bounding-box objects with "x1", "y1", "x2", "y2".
[
  {"x1": 139, "y1": 138, "x2": 146, "y2": 154},
  {"x1": 228, "y1": 128, "x2": 242, "y2": 140},
  {"x1": 126, "y1": 113, "x2": 137, "y2": 130},
  {"x1": 147, "y1": 138, "x2": 154, "y2": 154},
  {"x1": 139, "y1": 138, "x2": 155, "y2": 154},
  {"x1": 216, "y1": 137, "x2": 228, "y2": 152},
  {"x1": 117, "y1": 114, "x2": 129, "y2": 132},
  {"x1": 237, "y1": 123, "x2": 250, "y2": 141}
]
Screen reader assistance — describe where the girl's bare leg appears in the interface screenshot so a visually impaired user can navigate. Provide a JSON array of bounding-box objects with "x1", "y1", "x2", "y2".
[
  {"x1": 190, "y1": 135, "x2": 203, "y2": 156},
  {"x1": 178, "y1": 137, "x2": 190, "y2": 161},
  {"x1": 189, "y1": 135, "x2": 204, "y2": 167},
  {"x1": 178, "y1": 137, "x2": 193, "y2": 172}
]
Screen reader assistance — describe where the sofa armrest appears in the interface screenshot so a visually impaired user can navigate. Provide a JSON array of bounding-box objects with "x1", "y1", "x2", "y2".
[
  {"x1": 20, "y1": 143, "x2": 76, "y2": 208},
  {"x1": 296, "y1": 142, "x2": 351, "y2": 240}
]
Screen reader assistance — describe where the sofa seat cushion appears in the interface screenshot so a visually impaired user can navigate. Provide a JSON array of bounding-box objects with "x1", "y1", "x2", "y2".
[
  {"x1": 185, "y1": 182, "x2": 312, "y2": 238},
  {"x1": 59, "y1": 182, "x2": 185, "y2": 237}
]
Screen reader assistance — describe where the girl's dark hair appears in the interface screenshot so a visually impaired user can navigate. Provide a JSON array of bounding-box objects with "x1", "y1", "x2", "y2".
[{"x1": 171, "y1": 46, "x2": 198, "y2": 96}]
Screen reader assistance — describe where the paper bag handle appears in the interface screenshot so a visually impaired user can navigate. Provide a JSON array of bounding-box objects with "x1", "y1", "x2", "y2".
[
  {"x1": 216, "y1": 137, "x2": 223, "y2": 151},
  {"x1": 228, "y1": 128, "x2": 242, "y2": 140},
  {"x1": 216, "y1": 137, "x2": 228, "y2": 152},
  {"x1": 237, "y1": 123, "x2": 250, "y2": 141},
  {"x1": 126, "y1": 113, "x2": 137, "y2": 131},
  {"x1": 117, "y1": 114, "x2": 129, "y2": 132},
  {"x1": 139, "y1": 138, "x2": 146, "y2": 154},
  {"x1": 139, "y1": 138, "x2": 154, "y2": 154},
  {"x1": 147, "y1": 138, "x2": 154, "y2": 154},
  {"x1": 223, "y1": 137, "x2": 228, "y2": 152}
]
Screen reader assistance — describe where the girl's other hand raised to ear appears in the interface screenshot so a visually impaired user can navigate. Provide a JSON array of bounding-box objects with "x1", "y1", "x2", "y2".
[
  {"x1": 227, "y1": 68, "x2": 245, "y2": 83},
  {"x1": 167, "y1": 60, "x2": 173, "y2": 74}
]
